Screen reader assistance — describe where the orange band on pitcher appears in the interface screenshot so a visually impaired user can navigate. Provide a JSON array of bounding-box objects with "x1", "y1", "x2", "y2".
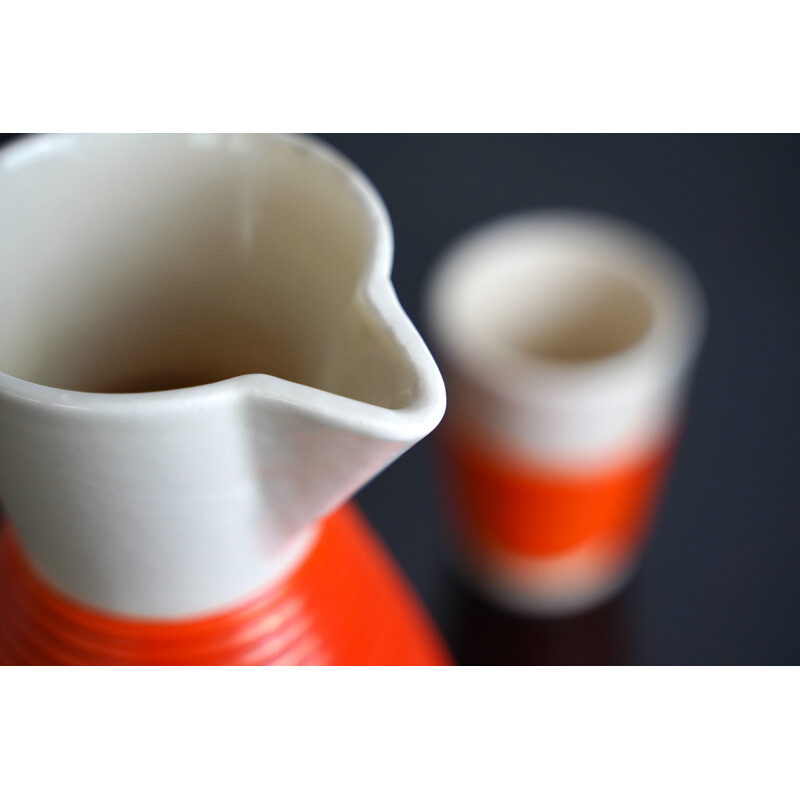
[
  {"x1": 442, "y1": 426, "x2": 675, "y2": 562},
  {"x1": 0, "y1": 504, "x2": 450, "y2": 666}
]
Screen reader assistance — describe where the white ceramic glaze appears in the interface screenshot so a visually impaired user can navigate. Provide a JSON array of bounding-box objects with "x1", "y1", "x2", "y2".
[
  {"x1": 427, "y1": 210, "x2": 706, "y2": 471},
  {"x1": 0, "y1": 134, "x2": 446, "y2": 619},
  {"x1": 452, "y1": 544, "x2": 640, "y2": 617}
]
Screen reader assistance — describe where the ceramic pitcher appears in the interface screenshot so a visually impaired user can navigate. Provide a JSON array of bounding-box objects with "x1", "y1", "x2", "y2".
[{"x1": 0, "y1": 133, "x2": 448, "y2": 665}]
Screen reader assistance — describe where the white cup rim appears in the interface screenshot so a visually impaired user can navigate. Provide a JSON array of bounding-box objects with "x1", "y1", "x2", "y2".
[{"x1": 426, "y1": 208, "x2": 707, "y2": 407}]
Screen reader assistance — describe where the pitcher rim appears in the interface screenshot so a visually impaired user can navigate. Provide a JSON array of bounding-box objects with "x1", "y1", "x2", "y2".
[{"x1": 0, "y1": 133, "x2": 446, "y2": 443}]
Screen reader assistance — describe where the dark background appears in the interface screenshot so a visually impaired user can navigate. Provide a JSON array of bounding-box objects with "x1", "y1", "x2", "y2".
[
  {"x1": 320, "y1": 135, "x2": 799, "y2": 665},
  {"x1": 3, "y1": 134, "x2": 798, "y2": 664}
]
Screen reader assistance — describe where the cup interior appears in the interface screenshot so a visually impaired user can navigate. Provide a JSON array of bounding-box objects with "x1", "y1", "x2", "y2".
[
  {"x1": 429, "y1": 211, "x2": 702, "y2": 388},
  {"x1": 470, "y1": 260, "x2": 654, "y2": 366}
]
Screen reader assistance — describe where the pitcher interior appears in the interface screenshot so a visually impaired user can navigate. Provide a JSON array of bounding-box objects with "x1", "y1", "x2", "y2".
[{"x1": 0, "y1": 134, "x2": 412, "y2": 408}]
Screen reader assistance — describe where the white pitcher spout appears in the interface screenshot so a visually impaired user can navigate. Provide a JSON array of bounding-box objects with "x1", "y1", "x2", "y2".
[
  {"x1": 0, "y1": 134, "x2": 445, "y2": 618},
  {"x1": 245, "y1": 284, "x2": 447, "y2": 536}
]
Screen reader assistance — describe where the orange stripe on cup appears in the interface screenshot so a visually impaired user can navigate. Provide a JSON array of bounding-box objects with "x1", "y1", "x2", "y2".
[{"x1": 441, "y1": 425, "x2": 675, "y2": 564}]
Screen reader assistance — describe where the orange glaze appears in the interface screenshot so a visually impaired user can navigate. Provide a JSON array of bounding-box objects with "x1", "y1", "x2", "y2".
[
  {"x1": 0, "y1": 504, "x2": 450, "y2": 666},
  {"x1": 441, "y1": 425, "x2": 675, "y2": 565}
]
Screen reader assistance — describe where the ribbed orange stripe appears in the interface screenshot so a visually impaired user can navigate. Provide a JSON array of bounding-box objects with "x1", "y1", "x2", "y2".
[{"x1": 0, "y1": 504, "x2": 450, "y2": 666}]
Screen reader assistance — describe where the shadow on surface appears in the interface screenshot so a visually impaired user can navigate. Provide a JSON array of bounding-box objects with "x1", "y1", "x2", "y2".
[{"x1": 443, "y1": 569, "x2": 636, "y2": 665}]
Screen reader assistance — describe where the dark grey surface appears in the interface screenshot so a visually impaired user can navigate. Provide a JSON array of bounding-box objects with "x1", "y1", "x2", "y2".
[
  {"x1": 320, "y1": 134, "x2": 800, "y2": 665},
  {"x1": 1, "y1": 134, "x2": 797, "y2": 663}
]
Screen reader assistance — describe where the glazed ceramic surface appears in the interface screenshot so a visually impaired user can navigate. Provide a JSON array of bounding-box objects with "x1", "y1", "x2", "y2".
[
  {"x1": 427, "y1": 210, "x2": 705, "y2": 614},
  {"x1": 0, "y1": 504, "x2": 450, "y2": 665},
  {"x1": 0, "y1": 134, "x2": 446, "y2": 654}
]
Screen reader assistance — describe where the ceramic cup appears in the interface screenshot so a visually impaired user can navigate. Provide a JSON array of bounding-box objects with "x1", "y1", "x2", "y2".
[{"x1": 426, "y1": 209, "x2": 706, "y2": 615}]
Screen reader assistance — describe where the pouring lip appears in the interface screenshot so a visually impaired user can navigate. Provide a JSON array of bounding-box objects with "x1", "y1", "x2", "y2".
[{"x1": 0, "y1": 133, "x2": 446, "y2": 445}]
